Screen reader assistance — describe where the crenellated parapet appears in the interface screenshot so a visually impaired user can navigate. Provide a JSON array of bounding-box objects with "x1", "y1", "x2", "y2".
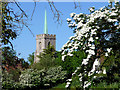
[{"x1": 36, "y1": 34, "x2": 56, "y2": 40}]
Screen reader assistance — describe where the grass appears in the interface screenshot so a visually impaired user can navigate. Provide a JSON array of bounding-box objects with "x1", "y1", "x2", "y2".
[
  {"x1": 52, "y1": 76, "x2": 119, "y2": 89},
  {"x1": 91, "y1": 82, "x2": 119, "y2": 88},
  {"x1": 52, "y1": 76, "x2": 81, "y2": 89}
]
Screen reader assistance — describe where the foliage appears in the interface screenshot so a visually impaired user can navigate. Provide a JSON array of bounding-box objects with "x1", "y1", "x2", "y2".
[
  {"x1": 19, "y1": 66, "x2": 67, "y2": 89},
  {"x1": 32, "y1": 54, "x2": 58, "y2": 70},
  {"x1": 56, "y1": 50, "x2": 86, "y2": 76},
  {"x1": 2, "y1": 47, "x2": 17, "y2": 68},
  {"x1": 2, "y1": 71, "x2": 15, "y2": 89},
  {"x1": 8, "y1": 69, "x2": 21, "y2": 82},
  {"x1": 61, "y1": 1, "x2": 120, "y2": 88},
  {"x1": 1, "y1": 2, "x2": 28, "y2": 48},
  {"x1": 32, "y1": 44, "x2": 57, "y2": 70},
  {"x1": 2, "y1": 47, "x2": 29, "y2": 71},
  {"x1": 53, "y1": 76, "x2": 120, "y2": 89},
  {"x1": 1, "y1": 2, "x2": 17, "y2": 47},
  {"x1": 19, "y1": 69, "x2": 45, "y2": 88},
  {"x1": 27, "y1": 52, "x2": 34, "y2": 66},
  {"x1": 43, "y1": 66, "x2": 67, "y2": 87},
  {"x1": 2, "y1": 70, "x2": 21, "y2": 89},
  {"x1": 42, "y1": 44, "x2": 56, "y2": 57}
]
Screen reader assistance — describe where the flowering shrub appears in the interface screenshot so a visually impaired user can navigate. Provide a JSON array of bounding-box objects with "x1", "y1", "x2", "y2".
[
  {"x1": 19, "y1": 69, "x2": 45, "y2": 88},
  {"x1": 43, "y1": 66, "x2": 67, "y2": 87},
  {"x1": 2, "y1": 69, "x2": 22, "y2": 89},
  {"x1": 19, "y1": 66, "x2": 67, "y2": 88},
  {"x1": 61, "y1": 1, "x2": 120, "y2": 88},
  {"x1": 2, "y1": 71, "x2": 15, "y2": 89}
]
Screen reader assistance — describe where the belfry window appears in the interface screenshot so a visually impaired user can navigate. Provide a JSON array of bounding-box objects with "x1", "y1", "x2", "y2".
[
  {"x1": 39, "y1": 42, "x2": 41, "y2": 49},
  {"x1": 48, "y1": 42, "x2": 50, "y2": 47}
]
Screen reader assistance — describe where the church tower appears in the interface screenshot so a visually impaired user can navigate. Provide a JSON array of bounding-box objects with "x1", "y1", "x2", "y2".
[{"x1": 34, "y1": 9, "x2": 56, "y2": 63}]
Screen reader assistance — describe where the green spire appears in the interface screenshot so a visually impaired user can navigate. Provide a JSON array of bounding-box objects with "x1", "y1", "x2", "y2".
[{"x1": 44, "y1": 9, "x2": 48, "y2": 34}]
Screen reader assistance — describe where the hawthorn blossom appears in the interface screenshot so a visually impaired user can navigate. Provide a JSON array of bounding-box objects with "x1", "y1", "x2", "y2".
[
  {"x1": 89, "y1": 37, "x2": 94, "y2": 42},
  {"x1": 67, "y1": 18, "x2": 71, "y2": 22},
  {"x1": 105, "y1": 53, "x2": 108, "y2": 57},
  {"x1": 65, "y1": 84, "x2": 69, "y2": 88},
  {"x1": 68, "y1": 79, "x2": 72, "y2": 81},
  {"x1": 103, "y1": 68, "x2": 106, "y2": 74},
  {"x1": 107, "y1": 48, "x2": 112, "y2": 53},
  {"x1": 62, "y1": 2, "x2": 119, "y2": 88},
  {"x1": 70, "y1": 13, "x2": 76, "y2": 17}
]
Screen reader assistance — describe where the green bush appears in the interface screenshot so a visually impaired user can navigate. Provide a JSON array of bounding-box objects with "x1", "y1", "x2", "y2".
[
  {"x1": 2, "y1": 71, "x2": 15, "y2": 89},
  {"x1": 19, "y1": 69, "x2": 45, "y2": 88},
  {"x1": 32, "y1": 54, "x2": 58, "y2": 70},
  {"x1": 2, "y1": 69, "x2": 22, "y2": 89},
  {"x1": 56, "y1": 50, "x2": 86, "y2": 75},
  {"x1": 19, "y1": 66, "x2": 67, "y2": 89},
  {"x1": 43, "y1": 66, "x2": 67, "y2": 87}
]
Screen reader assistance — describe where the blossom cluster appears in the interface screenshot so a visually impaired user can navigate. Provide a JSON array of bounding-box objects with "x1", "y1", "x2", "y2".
[{"x1": 61, "y1": 1, "x2": 120, "y2": 88}]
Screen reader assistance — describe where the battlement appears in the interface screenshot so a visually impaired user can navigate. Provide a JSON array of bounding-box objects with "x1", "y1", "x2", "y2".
[{"x1": 36, "y1": 34, "x2": 56, "y2": 39}]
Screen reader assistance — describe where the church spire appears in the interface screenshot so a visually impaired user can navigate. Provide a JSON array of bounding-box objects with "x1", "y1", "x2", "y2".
[{"x1": 44, "y1": 9, "x2": 48, "y2": 34}]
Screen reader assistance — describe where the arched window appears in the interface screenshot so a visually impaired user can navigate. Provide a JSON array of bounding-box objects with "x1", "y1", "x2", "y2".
[
  {"x1": 48, "y1": 42, "x2": 50, "y2": 47},
  {"x1": 39, "y1": 42, "x2": 41, "y2": 49}
]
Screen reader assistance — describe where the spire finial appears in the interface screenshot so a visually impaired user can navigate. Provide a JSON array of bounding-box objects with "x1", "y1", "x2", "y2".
[{"x1": 44, "y1": 8, "x2": 48, "y2": 34}]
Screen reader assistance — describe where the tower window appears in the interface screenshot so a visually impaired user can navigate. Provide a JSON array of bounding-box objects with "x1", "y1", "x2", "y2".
[
  {"x1": 48, "y1": 42, "x2": 50, "y2": 47},
  {"x1": 39, "y1": 42, "x2": 41, "y2": 49}
]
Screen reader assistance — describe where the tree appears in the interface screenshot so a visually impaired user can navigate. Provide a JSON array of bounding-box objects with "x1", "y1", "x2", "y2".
[
  {"x1": 56, "y1": 50, "x2": 86, "y2": 77},
  {"x1": 61, "y1": 1, "x2": 120, "y2": 88},
  {"x1": 42, "y1": 44, "x2": 56, "y2": 57},
  {"x1": 2, "y1": 47, "x2": 29, "y2": 71},
  {"x1": 1, "y1": 2, "x2": 17, "y2": 48},
  {"x1": 27, "y1": 52, "x2": 34, "y2": 66},
  {"x1": 32, "y1": 44, "x2": 57, "y2": 70},
  {"x1": 2, "y1": 47, "x2": 17, "y2": 70}
]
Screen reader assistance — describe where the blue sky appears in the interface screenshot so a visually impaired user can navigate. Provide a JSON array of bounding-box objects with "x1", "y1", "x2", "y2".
[{"x1": 11, "y1": 2, "x2": 108, "y2": 61}]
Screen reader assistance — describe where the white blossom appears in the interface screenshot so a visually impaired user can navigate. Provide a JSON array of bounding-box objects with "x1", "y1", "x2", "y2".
[
  {"x1": 67, "y1": 82, "x2": 70, "y2": 85},
  {"x1": 83, "y1": 82, "x2": 91, "y2": 88},
  {"x1": 103, "y1": 68, "x2": 106, "y2": 74},
  {"x1": 77, "y1": 67, "x2": 80, "y2": 69},
  {"x1": 110, "y1": 12, "x2": 117, "y2": 16},
  {"x1": 105, "y1": 53, "x2": 108, "y2": 57},
  {"x1": 95, "y1": 37, "x2": 99, "y2": 39},
  {"x1": 68, "y1": 79, "x2": 72, "y2": 81},
  {"x1": 90, "y1": 46, "x2": 95, "y2": 50},
  {"x1": 65, "y1": 84, "x2": 69, "y2": 88},
  {"x1": 79, "y1": 77, "x2": 82, "y2": 81},
  {"x1": 61, "y1": 4, "x2": 119, "y2": 88},
  {"x1": 82, "y1": 60, "x2": 88, "y2": 65},
  {"x1": 88, "y1": 59, "x2": 100, "y2": 76},
  {"x1": 87, "y1": 54, "x2": 92, "y2": 59},
  {"x1": 70, "y1": 13, "x2": 76, "y2": 17},
  {"x1": 62, "y1": 55, "x2": 66, "y2": 61},
  {"x1": 90, "y1": 7, "x2": 95, "y2": 12},
  {"x1": 107, "y1": 48, "x2": 112, "y2": 53},
  {"x1": 72, "y1": 72, "x2": 75, "y2": 76},
  {"x1": 67, "y1": 18, "x2": 71, "y2": 22},
  {"x1": 89, "y1": 37, "x2": 94, "y2": 42}
]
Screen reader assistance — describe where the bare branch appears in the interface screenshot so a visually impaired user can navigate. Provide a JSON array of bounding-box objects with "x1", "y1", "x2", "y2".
[
  {"x1": 22, "y1": 20, "x2": 35, "y2": 37},
  {"x1": 47, "y1": 0, "x2": 63, "y2": 24},
  {"x1": 13, "y1": 0, "x2": 28, "y2": 18},
  {"x1": 74, "y1": 0, "x2": 81, "y2": 9},
  {"x1": 31, "y1": 1, "x2": 36, "y2": 20}
]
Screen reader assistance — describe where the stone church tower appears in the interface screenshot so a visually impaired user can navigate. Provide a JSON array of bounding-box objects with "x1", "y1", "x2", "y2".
[{"x1": 34, "y1": 9, "x2": 56, "y2": 63}]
